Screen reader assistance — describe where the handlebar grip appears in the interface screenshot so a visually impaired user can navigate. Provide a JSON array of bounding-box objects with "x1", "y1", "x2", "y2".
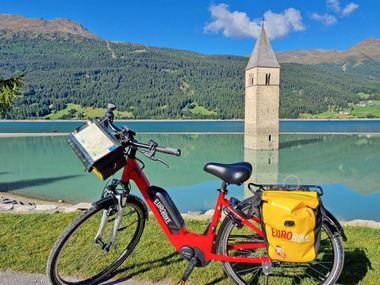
[{"x1": 155, "y1": 146, "x2": 181, "y2": 156}]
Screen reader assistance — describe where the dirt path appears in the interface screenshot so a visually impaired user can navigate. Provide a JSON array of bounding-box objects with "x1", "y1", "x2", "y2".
[
  {"x1": 0, "y1": 271, "x2": 172, "y2": 285},
  {"x1": 106, "y1": 41, "x2": 117, "y2": 59}
]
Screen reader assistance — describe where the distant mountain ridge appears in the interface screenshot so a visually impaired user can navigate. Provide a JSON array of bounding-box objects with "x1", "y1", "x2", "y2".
[
  {"x1": 1, "y1": 13, "x2": 379, "y2": 64},
  {"x1": 276, "y1": 37, "x2": 380, "y2": 64},
  {"x1": 0, "y1": 13, "x2": 100, "y2": 40}
]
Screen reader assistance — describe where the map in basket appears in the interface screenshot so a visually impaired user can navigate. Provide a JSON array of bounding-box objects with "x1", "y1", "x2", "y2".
[{"x1": 74, "y1": 121, "x2": 117, "y2": 162}]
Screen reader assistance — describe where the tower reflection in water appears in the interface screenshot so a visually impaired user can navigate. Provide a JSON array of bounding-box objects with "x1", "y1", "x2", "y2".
[{"x1": 244, "y1": 148, "x2": 279, "y2": 198}]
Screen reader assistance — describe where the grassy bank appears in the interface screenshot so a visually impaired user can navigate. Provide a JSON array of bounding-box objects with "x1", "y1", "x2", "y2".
[
  {"x1": 300, "y1": 100, "x2": 380, "y2": 119},
  {"x1": 0, "y1": 212, "x2": 379, "y2": 284},
  {"x1": 45, "y1": 103, "x2": 133, "y2": 120}
]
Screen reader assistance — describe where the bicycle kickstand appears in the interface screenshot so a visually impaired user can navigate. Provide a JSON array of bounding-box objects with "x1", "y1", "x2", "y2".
[{"x1": 178, "y1": 257, "x2": 198, "y2": 285}]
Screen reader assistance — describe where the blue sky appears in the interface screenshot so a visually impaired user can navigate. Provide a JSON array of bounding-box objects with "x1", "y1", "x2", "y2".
[{"x1": 1, "y1": 0, "x2": 378, "y2": 55}]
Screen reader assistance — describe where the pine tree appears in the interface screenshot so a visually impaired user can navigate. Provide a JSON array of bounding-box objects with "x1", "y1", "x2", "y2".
[{"x1": 0, "y1": 74, "x2": 24, "y2": 116}]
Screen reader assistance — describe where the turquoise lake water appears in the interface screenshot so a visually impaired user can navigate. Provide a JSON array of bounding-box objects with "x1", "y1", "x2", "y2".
[{"x1": 0, "y1": 121, "x2": 379, "y2": 221}]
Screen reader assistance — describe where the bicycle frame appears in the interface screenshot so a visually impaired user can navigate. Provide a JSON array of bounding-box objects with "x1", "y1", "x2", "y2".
[{"x1": 121, "y1": 156, "x2": 271, "y2": 264}]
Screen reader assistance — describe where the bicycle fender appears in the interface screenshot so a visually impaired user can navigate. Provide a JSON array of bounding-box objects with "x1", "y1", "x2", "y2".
[
  {"x1": 92, "y1": 195, "x2": 149, "y2": 220},
  {"x1": 323, "y1": 209, "x2": 347, "y2": 241},
  {"x1": 127, "y1": 194, "x2": 149, "y2": 220},
  {"x1": 93, "y1": 195, "x2": 116, "y2": 208}
]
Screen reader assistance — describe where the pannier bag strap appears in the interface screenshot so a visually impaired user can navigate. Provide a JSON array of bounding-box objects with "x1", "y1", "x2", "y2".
[{"x1": 246, "y1": 189, "x2": 263, "y2": 218}]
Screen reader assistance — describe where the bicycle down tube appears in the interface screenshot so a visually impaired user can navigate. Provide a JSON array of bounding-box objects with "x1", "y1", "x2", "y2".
[{"x1": 121, "y1": 156, "x2": 271, "y2": 264}]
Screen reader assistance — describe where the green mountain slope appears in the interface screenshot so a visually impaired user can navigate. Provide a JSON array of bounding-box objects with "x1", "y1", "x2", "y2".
[{"x1": 1, "y1": 34, "x2": 380, "y2": 119}]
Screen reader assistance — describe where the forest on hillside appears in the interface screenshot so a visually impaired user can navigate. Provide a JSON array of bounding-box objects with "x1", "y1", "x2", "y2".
[{"x1": 1, "y1": 35, "x2": 380, "y2": 119}]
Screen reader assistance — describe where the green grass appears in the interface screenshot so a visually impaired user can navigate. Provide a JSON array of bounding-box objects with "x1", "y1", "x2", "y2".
[
  {"x1": 188, "y1": 104, "x2": 217, "y2": 116},
  {"x1": 45, "y1": 103, "x2": 133, "y2": 120},
  {"x1": 351, "y1": 100, "x2": 380, "y2": 118},
  {"x1": 300, "y1": 100, "x2": 380, "y2": 119},
  {"x1": 45, "y1": 103, "x2": 79, "y2": 120},
  {"x1": 0, "y1": 213, "x2": 379, "y2": 284},
  {"x1": 357, "y1": 92, "x2": 371, "y2": 100}
]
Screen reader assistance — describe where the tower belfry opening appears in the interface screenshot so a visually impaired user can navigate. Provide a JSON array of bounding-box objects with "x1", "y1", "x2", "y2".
[
  {"x1": 244, "y1": 26, "x2": 280, "y2": 150},
  {"x1": 265, "y1": 73, "x2": 271, "y2": 85}
]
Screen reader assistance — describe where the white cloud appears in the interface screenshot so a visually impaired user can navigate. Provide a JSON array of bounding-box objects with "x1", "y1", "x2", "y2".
[
  {"x1": 312, "y1": 0, "x2": 358, "y2": 25},
  {"x1": 204, "y1": 4, "x2": 260, "y2": 38},
  {"x1": 342, "y1": 3, "x2": 359, "y2": 16},
  {"x1": 204, "y1": 4, "x2": 305, "y2": 40},
  {"x1": 326, "y1": 0, "x2": 359, "y2": 16},
  {"x1": 327, "y1": 0, "x2": 341, "y2": 13},
  {"x1": 311, "y1": 13, "x2": 337, "y2": 26},
  {"x1": 263, "y1": 8, "x2": 305, "y2": 39}
]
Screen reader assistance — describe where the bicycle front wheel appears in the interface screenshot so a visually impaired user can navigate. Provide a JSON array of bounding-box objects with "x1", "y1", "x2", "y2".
[
  {"x1": 47, "y1": 198, "x2": 146, "y2": 285},
  {"x1": 217, "y1": 203, "x2": 344, "y2": 285}
]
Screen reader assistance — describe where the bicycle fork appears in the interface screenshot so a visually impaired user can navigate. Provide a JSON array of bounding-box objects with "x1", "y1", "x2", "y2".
[{"x1": 94, "y1": 194, "x2": 127, "y2": 252}]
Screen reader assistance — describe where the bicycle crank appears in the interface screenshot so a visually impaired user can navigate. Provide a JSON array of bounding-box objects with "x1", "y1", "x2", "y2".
[{"x1": 179, "y1": 257, "x2": 198, "y2": 285}]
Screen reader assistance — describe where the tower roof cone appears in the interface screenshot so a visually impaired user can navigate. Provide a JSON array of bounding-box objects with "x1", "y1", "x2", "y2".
[{"x1": 245, "y1": 26, "x2": 280, "y2": 70}]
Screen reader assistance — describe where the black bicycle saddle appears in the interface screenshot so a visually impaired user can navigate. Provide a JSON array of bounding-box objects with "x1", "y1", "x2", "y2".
[{"x1": 203, "y1": 162, "x2": 252, "y2": 185}]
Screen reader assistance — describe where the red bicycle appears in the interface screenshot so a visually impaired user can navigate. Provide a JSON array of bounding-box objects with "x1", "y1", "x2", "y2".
[{"x1": 47, "y1": 105, "x2": 345, "y2": 285}]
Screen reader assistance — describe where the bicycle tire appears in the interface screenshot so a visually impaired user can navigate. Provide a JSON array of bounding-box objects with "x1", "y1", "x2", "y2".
[
  {"x1": 217, "y1": 202, "x2": 344, "y2": 285},
  {"x1": 47, "y1": 198, "x2": 146, "y2": 285}
]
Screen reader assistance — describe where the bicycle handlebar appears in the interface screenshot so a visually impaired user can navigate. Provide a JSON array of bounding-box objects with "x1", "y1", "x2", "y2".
[
  {"x1": 102, "y1": 104, "x2": 181, "y2": 157},
  {"x1": 130, "y1": 140, "x2": 181, "y2": 156},
  {"x1": 156, "y1": 146, "x2": 181, "y2": 156}
]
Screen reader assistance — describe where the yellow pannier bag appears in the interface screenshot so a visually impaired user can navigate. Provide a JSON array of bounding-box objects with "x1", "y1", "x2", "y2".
[{"x1": 261, "y1": 190, "x2": 321, "y2": 263}]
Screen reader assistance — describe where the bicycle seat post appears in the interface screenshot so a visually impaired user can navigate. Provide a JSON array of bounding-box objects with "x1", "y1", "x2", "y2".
[{"x1": 219, "y1": 181, "x2": 228, "y2": 194}]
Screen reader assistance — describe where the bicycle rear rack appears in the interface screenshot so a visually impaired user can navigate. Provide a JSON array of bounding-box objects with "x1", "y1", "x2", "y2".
[{"x1": 248, "y1": 182, "x2": 324, "y2": 196}]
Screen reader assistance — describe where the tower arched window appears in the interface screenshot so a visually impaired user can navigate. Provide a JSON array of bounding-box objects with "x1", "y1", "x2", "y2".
[
  {"x1": 265, "y1": 73, "x2": 271, "y2": 85},
  {"x1": 248, "y1": 73, "x2": 254, "y2": 87},
  {"x1": 269, "y1": 134, "x2": 272, "y2": 142}
]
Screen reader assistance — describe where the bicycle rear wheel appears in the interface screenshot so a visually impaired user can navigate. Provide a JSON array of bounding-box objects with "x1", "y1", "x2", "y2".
[
  {"x1": 47, "y1": 198, "x2": 146, "y2": 285},
  {"x1": 217, "y1": 203, "x2": 344, "y2": 285}
]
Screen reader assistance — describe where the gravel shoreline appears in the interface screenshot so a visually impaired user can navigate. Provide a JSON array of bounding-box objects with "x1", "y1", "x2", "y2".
[
  {"x1": 0, "y1": 271, "x2": 172, "y2": 285},
  {"x1": 1, "y1": 192, "x2": 379, "y2": 228}
]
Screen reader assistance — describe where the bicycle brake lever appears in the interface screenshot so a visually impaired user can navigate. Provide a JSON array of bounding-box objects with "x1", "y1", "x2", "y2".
[
  {"x1": 150, "y1": 156, "x2": 169, "y2": 168},
  {"x1": 140, "y1": 150, "x2": 169, "y2": 168}
]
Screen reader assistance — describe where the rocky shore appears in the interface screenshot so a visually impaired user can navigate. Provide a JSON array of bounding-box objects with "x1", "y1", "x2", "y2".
[
  {"x1": 0, "y1": 193, "x2": 91, "y2": 213},
  {"x1": 1, "y1": 192, "x2": 379, "y2": 229}
]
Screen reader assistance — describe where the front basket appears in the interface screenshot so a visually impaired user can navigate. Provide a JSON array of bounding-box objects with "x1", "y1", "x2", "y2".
[{"x1": 67, "y1": 119, "x2": 126, "y2": 180}]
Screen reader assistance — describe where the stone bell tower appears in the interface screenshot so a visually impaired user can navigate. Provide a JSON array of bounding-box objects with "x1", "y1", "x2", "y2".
[{"x1": 244, "y1": 26, "x2": 280, "y2": 150}]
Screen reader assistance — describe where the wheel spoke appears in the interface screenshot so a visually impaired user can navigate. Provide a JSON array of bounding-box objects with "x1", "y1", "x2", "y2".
[
  {"x1": 236, "y1": 265, "x2": 261, "y2": 275},
  {"x1": 306, "y1": 263, "x2": 328, "y2": 277},
  {"x1": 247, "y1": 266, "x2": 262, "y2": 284},
  {"x1": 72, "y1": 248, "x2": 103, "y2": 279},
  {"x1": 312, "y1": 260, "x2": 332, "y2": 271}
]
